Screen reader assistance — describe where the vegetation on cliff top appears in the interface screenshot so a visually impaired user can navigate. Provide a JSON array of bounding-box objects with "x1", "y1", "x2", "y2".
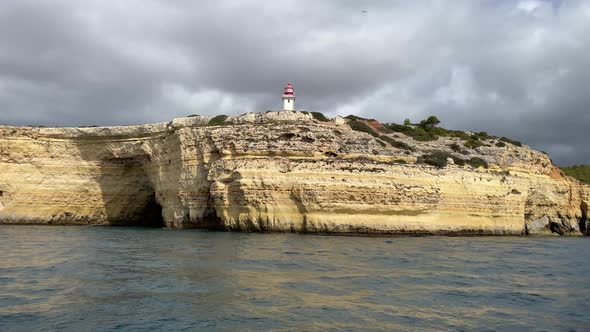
[
  {"x1": 302, "y1": 111, "x2": 330, "y2": 122},
  {"x1": 379, "y1": 135, "x2": 414, "y2": 151},
  {"x1": 340, "y1": 114, "x2": 528, "y2": 170},
  {"x1": 417, "y1": 151, "x2": 458, "y2": 168},
  {"x1": 348, "y1": 120, "x2": 379, "y2": 137},
  {"x1": 346, "y1": 114, "x2": 523, "y2": 150},
  {"x1": 382, "y1": 116, "x2": 491, "y2": 143},
  {"x1": 208, "y1": 115, "x2": 228, "y2": 126},
  {"x1": 190, "y1": 111, "x2": 525, "y2": 161},
  {"x1": 499, "y1": 136, "x2": 523, "y2": 147},
  {"x1": 562, "y1": 165, "x2": 590, "y2": 184},
  {"x1": 189, "y1": 111, "x2": 524, "y2": 151}
]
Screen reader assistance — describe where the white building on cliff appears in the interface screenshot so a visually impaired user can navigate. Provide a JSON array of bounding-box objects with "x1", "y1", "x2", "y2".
[{"x1": 282, "y1": 83, "x2": 295, "y2": 111}]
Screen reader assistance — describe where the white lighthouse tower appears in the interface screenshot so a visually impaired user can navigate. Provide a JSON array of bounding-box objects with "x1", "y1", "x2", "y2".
[{"x1": 282, "y1": 82, "x2": 295, "y2": 111}]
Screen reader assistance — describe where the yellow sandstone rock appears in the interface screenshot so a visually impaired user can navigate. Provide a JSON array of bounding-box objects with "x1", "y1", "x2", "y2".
[{"x1": 0, "y1": 111, "x2": 588, "y2": 235}]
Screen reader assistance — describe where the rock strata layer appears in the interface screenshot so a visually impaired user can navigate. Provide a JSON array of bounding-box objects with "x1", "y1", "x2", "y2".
[{"x1": 1, "y1": 111, "x2": 588, "y2": 235}]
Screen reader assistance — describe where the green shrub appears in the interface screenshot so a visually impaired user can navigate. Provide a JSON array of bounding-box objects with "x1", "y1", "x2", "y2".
[
  {"x1": 348, "y1": 120, "x2": 378, "y2": 137},
  {"x1": 375, "y1": 139, "x2": 386, "y2": 147},
  {"x1": 393, "y1": 159, "x2": 408, "y2": 164},
  {"x1": 208, "y1": 115, "x2": 228, "y2": 126},
  {"x1": 495, "y1": 142, "x2": 506, "y2": 147},
  {"x1": 466, "y1": 157, "x2": 488, "y2": 168},
  {"x1": 448, "y1": 130, "x2": 471, "y2": 140},
  {"x1": 453, "y1": 158, "x2": 466, "y2": 166},
  {"x1": 384, "y1": 118, "x2": 508, "y2": 146},
  {"x1": 417, "y1": 151, "x2": 460, "y2": 168},
  {"x1": 562, "y1": 165, "x2": 590, "y2": 184},
  {"x1": 449, "y1": 143, "x2": 469, "y2": 155},
  {"x1": 384, "y1": 123, "x2": 411, "y2": 133},
  {"x1": 310, "y1": 112, "x2": 330, "y2": 122},
  {"x1": 384, "y1": 120, "x2": 441, "y2": 142},
  {"x1": 474, "y1": 131, "x2": 491, "y2": 140},
  {"x1": 345, "y1": 115, "x2": 368, "y2": 121},
  {"x1": 384, "y1": 120, "x2": 487, "y2": 143},
  {"x1": 187, "y1": 114, "x2": 198, "y2": 118},
  {"x1": 449, "y1": 143, "x2": 462, "y2": 152},
  {"x1": 408, "y1": 127, "x2": 438, "y2": 141},
  {"x1": 419, "y1": 115, "x2": 441, "y2": 128},
  {"x1": 464, "y1": 139, "x2": 485, "y2": 149},
  {"x1": 379, "y1": 135, "x2": 415, "y2": 151},
  {"x1": 428, "y1": 127, "x2": 449, "y2": 137},
  {"x1": 378, "y1": 126, "x2": 394, "y2": 134},
  {"x1": 500, "y1": 136, "x2": 522, "y2": 147}
]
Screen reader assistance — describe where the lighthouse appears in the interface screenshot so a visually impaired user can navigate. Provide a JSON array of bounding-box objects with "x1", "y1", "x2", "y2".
[{"x1": 282, "y1": 83, "x2": 295, "y2": 111}]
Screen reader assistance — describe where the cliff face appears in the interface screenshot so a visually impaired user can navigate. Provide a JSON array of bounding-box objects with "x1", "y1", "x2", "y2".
[{"x1": 1, "y1": 111, "x2": 588, "y2": 235}]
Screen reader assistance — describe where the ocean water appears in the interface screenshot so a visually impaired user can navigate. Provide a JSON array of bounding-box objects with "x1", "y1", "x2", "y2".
[{"x1": 0, "y1": 226, "x2": 588, "y2": 332}]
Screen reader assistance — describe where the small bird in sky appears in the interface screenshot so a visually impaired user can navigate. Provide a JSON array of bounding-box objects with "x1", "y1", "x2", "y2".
[{"x1": 362, "y1": 10, "x2": 367, "y2": 13}]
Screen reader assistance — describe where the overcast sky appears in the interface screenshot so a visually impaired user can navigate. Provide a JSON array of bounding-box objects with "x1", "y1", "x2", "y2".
[{"x1": 0, "y1": 0, "x2": 588, "y2": 165}]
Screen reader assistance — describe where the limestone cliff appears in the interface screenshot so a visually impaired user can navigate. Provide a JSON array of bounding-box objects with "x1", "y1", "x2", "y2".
[{"x1": 1, "y1": 111, "x2": 588, "y2": 235}]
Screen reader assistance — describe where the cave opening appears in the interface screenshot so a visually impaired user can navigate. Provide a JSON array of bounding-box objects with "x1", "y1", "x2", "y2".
[
  {"x1": 580, "y1": 202, "x2": 588, "y2": 236},
  {"x1": 110, "y1": 193, "x2": 165, "y2": 228},
  {"x1": 200, "y1": 205, "x2": 224, "y2": 230},
  {"x1": 134, "y1": 194, "x2": 165, "y2": 228},
  {"x1": 98, "y1": 160, "x2": 166, "y2": 228}
]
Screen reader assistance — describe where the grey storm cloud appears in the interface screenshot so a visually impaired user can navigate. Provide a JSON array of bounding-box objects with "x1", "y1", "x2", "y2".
[{"x1": 0, "y1": 0, "x2": 588, "y2": 165}]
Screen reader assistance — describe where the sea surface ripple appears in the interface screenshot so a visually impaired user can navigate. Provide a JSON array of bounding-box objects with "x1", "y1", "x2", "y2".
[{"x1": 0, "y1": 226, "x2": 589, "y2": 331}]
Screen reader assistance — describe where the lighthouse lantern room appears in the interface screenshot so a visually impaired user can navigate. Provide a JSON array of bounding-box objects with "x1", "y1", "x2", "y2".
[{"x1": 282, "y1": 83, "x2": 295, "y2": 111}]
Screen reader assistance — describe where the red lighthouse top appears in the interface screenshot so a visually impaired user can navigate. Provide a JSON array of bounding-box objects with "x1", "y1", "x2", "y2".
[{"x1": 283, "y1": 83, "x2": 294, "y2": 96}]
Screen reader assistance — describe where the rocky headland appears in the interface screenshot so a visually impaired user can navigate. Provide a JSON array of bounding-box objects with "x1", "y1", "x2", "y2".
[{"x1": 0, "y1": 111, "x2": 588, "y2": 235}]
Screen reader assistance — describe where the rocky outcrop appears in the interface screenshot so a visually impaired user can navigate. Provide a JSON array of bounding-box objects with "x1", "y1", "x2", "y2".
[{"x1": 1, "y1": 111, "x2": 588, "y2": 235}]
